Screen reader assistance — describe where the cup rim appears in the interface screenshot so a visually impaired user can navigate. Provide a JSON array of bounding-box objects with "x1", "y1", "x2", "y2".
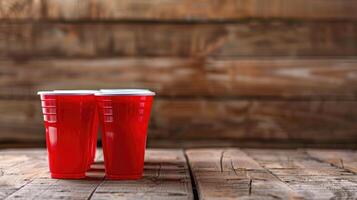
[
  {"x1": 37, "y1": 90, "x2": 98, "y2": 95},
  {"x1": 100, "y1": 89, "x2": 149, "y2": 92},
  {"x1": 95, "y1": 89, "x2": 155, "y2": 96}
]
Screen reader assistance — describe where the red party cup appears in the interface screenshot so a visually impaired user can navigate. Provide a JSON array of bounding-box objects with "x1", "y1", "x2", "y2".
[
  {"x1": 38, "y1": 90, "x2": 98, "y2": 179},
  {"x1": 53, "y1": 90, "x2": 99, "y2": 169},
  {"x1": 95, "y1": 89, "x2": 155, "y2": 180}
]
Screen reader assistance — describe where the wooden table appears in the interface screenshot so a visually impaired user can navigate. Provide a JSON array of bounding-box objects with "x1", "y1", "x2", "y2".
[{"x1": 0, "y1": 148, "x2": 356, "y2": 199}]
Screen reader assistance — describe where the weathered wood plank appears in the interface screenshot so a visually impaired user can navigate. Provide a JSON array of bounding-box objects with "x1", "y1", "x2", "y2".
[
  {"x1": 2, "y1": 149, "x2": 193, "y2": 199},
  {"x1": 1, "y1": 58, "x2": 357, "y2": 99},
  {"x1": 1, "y1": 0, "x2": 357, "y2": 21},
  {"x1": 91, "y1": 149, "x2": 193, "y2": 200},
  {"x1": 5, "y1": 179, "x2": 103, "y2": 200},
  {"x1": 306, "y1": 149, "x2": 357, "y2": 173},
  {"x1": 1, "y1": 99, "x2": 357, "y2": 144},
  {"x1": 3, "y1": 149, "x2": 104, "y2": 200},
  {"x1": 185, "y1": 148, "x2": 302, "y2": 199},
  {"x1": 245, "y1": 149, "x2": 357, "y2": 199},
  {"x1": 0, "y1": 0, "x2": 41, "y2": 20},
  {"x1": 153, "y1": 100, "x2": 357, "y2": 142},
  {"x1": 0, "y1": 100, "x2": 44, "y2": 142},
  {"x1": 0, "y1": 149, "x2": 48, "y2": 198},
  {"x1": 0, "y1": 148, "x2": 356, "y2": 199},
  {"x1": 1, "y1": 22, "x2": 357, "y2": 58}
]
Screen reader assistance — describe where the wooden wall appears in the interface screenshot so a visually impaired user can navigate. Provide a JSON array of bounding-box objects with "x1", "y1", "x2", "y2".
[{"x1": 0, "y1": 0, "x2": 357, "y2": 147}]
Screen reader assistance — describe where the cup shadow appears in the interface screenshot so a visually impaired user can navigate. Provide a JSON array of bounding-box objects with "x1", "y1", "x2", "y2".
[
  {"x1": 84, "y1": 160, "x2": 156, "y2": 180},
  {"x1": 85, "y1": 161, "x2": 105, "y2": 179}
]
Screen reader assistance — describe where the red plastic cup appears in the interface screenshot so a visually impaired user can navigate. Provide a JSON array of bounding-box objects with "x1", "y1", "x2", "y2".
[
  {"x1": 95, "y1": 89, "x2": 155, "y2": 180},
  {"x1": 38, "y1": 90, "x2": 98, "y2": 179},
  {"x1": 53, "y1": 90, "x2": 99, "y2": 169}
]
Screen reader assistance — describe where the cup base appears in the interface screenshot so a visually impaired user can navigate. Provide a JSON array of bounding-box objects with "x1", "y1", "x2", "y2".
[
  {"x1": 105, "y1": 173, "x2": 143, "y2": 180},
  {"x1": 51, "y1": 172, "x2": 86, "y2": 179}
]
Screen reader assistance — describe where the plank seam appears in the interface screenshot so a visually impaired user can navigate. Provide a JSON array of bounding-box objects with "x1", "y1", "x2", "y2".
[
  {"x1": 4, "y1": 179, "x2": 35, "y2": 199},
  {"x1": 184, "y1": 151, "x2": 199, "y2": 200},
  {"x1": 87, "y1": 178, "x2": 105, "y2": 199}
]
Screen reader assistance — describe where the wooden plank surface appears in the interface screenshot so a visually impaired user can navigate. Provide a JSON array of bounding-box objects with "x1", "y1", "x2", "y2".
[
  {"x1": 245, "y1": 149, "x2": 357, "y2": 199},
  {"x1": 1, "y1": 99, "x2": 357, "y2": 145},
  {"x1": 0, "y1": 149, "x2": 48, "y2": 198},
  {"x1": 1, "y1": 0, "x2": 357, "y2": 21},
  {"x1": 5, "y1": 179, "x2": 103, "y2": 200},
  {"x1": 306, "y1": 149, "x2": 357, "y2": 173},
  {"x1": 185, "y1": 148, "x2": 357, "y2": 199},
  {"x1": 1, "y1": 149, "x2": 193, "y2": 200},
  {"x1": 1, "y1": 22, "x2": 357, "y2": 58},
  {"x1": 0, "y1": 148, "x2": 356, "y2": 199},
  {"x1": 1, "y1": 58, "x2": 357, "y2": 99},
  {"x1": 91, "y1": 149, "x2": 193, "y2": 200},
  {"x1": 185, "y1": 148, "x2": 302, "y2": 199}
]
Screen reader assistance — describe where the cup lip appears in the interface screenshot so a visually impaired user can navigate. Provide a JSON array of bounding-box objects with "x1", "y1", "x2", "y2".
[
  {"x1": 37, "y1": 90, "x2": 98, "y2": 95},
  {"x1": 100, "y1": 89, "x2": 149, "y2": 92},
  {"x1": 95, "y1": 89, "x2": 155, "y2": 96}
]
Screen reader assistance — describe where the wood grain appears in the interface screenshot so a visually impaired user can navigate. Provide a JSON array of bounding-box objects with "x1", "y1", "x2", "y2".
[
  {"x1": 245, "y1": 149, "x2": 357, "y2": 199},
  {"x1": 185, "y1": 148, "x2": 302, "y2": 199},
  {"x1": 2, "y1": 149, "x2": 193, "y2": 199},
  {"x1": 0, "y1": 0, "x2": 41, "y2": 20},
  {"x1": 3, "y1": 150, "x2": 192, "y2": 199},
  {"x1": 5, "y1": 179, "x2": 103, "y2": 200},
  {"x1": 152, "y1": 99, "x2": 357, "y2": 142},
  {"x1": 0, "y1": 100, "x2": 43, "y2": 142},
  {"x1": 1, "y1": 0, "x2": 357, "y2": 21},
  {"x1": 306, "y1": 149, "x2": 357, "y2": 173},
  {"x1": 1, "y1": 148, "x2": 356, "y2": 199},
  {"x1": 1, "y1": 22, "x2": 357, "y2": 58},
  {"x1": 1, "y1": 99, "x2": 357, "y2": 144},
  {"x1": 91, "y1": 149, "x2": 193, "y2": 200},
  {"x1": 1, "y1": 58, "x2": 357, "y2": 99},
  {"x1": 0, "y1": 149, "x2": 48, "y2": 198}
]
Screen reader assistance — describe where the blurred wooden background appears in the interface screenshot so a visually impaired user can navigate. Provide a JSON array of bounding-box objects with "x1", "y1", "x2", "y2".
[{"x1": 0, "y1": 0, "x2": 357, "y2": 148}]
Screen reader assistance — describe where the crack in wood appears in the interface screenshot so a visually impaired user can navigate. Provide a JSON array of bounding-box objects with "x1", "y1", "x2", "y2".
[
  {"x1": 248, "y1": 179, "x2": 252, "y2": 195},
  {"x1": 220, "y1": 150, "x2": 225, "y2": 173},
  {"x1": 340, "y1": 158, "x2": 345, "y2": 169},
  {"x1": 230, "y1": 159, "x2": 239, "y2": 176},
  {"x1": 184, "y1": 152, "x2": 199, "y2": 200},
  {"x1": 87, "y1": 178, "x2": 105, "y2": 200}
]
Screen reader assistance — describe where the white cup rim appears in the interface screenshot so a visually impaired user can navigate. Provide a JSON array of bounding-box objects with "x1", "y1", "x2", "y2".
[
  {"x1": 100, "y1": 89, "x2": 148, "y2": 92},
  {"x1": 37, "y1": 90, "x2": 98, "y2": 95},
  {"x1": 95, "y1": 89, "x2": 155, "y2": 96}
]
